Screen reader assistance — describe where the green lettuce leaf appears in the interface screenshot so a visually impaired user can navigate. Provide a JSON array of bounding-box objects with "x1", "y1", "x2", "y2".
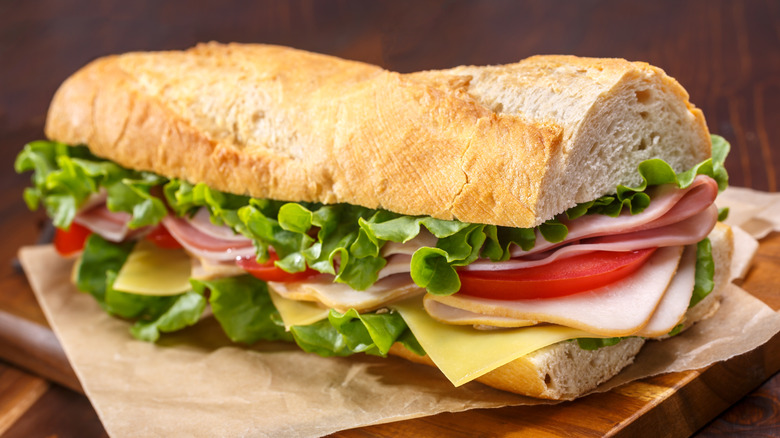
[
  {"x1": 129, "y1": 291, "x2": 207, "y2": 342},
  {"x1": 75, "y1": 234, "x2": 136, "y2": 305},
  {"x1": 290, "y1": 308, "x2": 422, "y2": 357},
  {"x1": 576, "y1": 337, "x2": 623, "y2": 350},
  {"x1": 191, "y1": 275, "x2": 292, "y2": 344},
  {"x1": 75, "y1": 234, "x2": 206, "y2": 341},
  {"x1": 689, "y1": 238, "x2": 715, "y2": 308},
  {"x1": 14, "y1": 140, "x2": 167, "y2": 229}
]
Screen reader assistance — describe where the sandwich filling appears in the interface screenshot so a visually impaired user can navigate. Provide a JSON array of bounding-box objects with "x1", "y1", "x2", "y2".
[{"x1": 15, "y1": 135, "x2": 729, "y2": 387}]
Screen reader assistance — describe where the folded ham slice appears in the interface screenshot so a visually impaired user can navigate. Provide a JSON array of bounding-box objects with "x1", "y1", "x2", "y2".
[
  {"x1": 425, "y1": 246, "x2": 685, "y2": 337},
  {"x1": 268, "y1": 274, "x2": 422, "y2": 313},
  {"x1": 161, "y1": 215, "x2": 255, "y2": 262},
  {"x1": 425, "y1": 244, "x2": 698, "y2": 337},
  {"x1": 74, "y1": 204, "x2": 139, "y2": 242},
  {"x1": 510, "y1": 175, "x2": 719, "y2": 258},
  {"x1": 463, "y1": 203, "x2": 716, "y2": 271}
]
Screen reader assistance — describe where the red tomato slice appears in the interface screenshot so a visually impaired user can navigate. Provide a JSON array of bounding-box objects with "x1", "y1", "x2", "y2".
[
  {"x1": 236, "y1": 252, "x2": 319, "y2": 282},
  {"x1": 458, "y1": 248, "x2": 657, "y2": 300},
  {"x1": 145, "y1": 224, "x2": 183, "y2": 249},
  {"x1": 54, "y1": 223, "x2": 92, "y2": 256}
]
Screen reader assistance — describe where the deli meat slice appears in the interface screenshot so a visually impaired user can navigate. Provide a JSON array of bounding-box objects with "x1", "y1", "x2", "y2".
[
  {"x1": 425, "y1": 245, "x2": 684, "y2": 337},
  {"x1": 268, "y1": 274, "x2": 422, "y2": 313},
  {"x1": 423, "y1": 299, "x2": 538, "y2": 328},
  {"x1": 188, "y1": 208, "x2": 252, "y2": 242},
  {"x1": 426, "y1": 244, "x2": 698, "y2": 337},
  {"x1": 510, "y1": 175, "x2": 719, "y2": 257},
  {"x1": 463, "y1": 204, "x2": 716, "y2": 271},
  {"x1": 635, "y1": 244, "x2": 696, "y2": 337},
  {"x1": 74, "y1": 203, "x2": 137, "y2": 242},
  {"x1": 162, "y1": 215, "x2": 255, "y2": 262}
]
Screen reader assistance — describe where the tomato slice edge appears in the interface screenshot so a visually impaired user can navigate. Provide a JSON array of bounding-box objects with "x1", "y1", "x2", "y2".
[
  {"x1": 145, "y1": 224, "x2": 183, "y2": 249},
  {"x1": 457, "y1": 247, "x2": 657, "y2": 300},
  {"x1": 236, "y1": 252, "x2": 319, "y2": 282},
  {"x1": 53, "y1": 223, "x2": 92, "y2": 256}
]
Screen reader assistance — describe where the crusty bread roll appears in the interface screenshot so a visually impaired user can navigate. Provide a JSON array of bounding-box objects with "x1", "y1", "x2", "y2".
[
  {"x1": 45, "y1": 42, "x2": 710, "y2": 228},
  {"x1": 43, "y1": 43, "x2": 727, "y2": 400},
  {"x1": 390, "y1": 223, "x2": 733, "y2": 399}
]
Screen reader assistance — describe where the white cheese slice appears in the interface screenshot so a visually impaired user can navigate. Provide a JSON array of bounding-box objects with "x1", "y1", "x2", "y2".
[
  {"x1": 426, "y1": 245, "x2": 684, "y2": 336},
  {"x1": 391, "y1": 296, "x2": 604, "y2": 386},
  {"x1": 268, "y1": 289, "x2": 330, "y2": 330},
  {"x1": 112, "y1": 240, "x2": 192, "y2": 295}
]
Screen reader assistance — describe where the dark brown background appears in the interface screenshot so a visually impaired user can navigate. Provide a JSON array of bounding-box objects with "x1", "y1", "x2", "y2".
[{"x1": 1, "y1": 0, "x2": 779, "y2": 436}]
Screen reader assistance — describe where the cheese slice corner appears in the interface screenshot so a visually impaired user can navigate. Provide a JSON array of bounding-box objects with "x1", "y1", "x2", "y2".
[
  {"x1": 391, "y1": 296, "x2": 603, "y2": 386},
  {"x1": 268, "y1": 286, "x2": 331, "y2": 330},
  {"x1": 112, "y1": 240, "x2": 192, "y2": 296}
]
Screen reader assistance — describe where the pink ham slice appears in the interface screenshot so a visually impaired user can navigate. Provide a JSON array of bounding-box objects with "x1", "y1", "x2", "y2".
[
  {"x1": 635, "y1": 245, "x2": 697, "y2": 337},
  {"x1": 187, "y1": 208, "x2": 251, "y2": 242},
  {"x1": 161, "y1": 215, "x2": 255, "y2": 262},
  {"x1": 425, "y1": 246, "x2": 685, "y2": 337},
  {"x1": 451, "y1": 175, "x2": 718, "y2": 273},
  {"x1": 463, "y1": 204, "x2": 717, "y2": 271},
  {"x1": 74, "y1": 204, "x2": 138, "y2": 242},
  {"x1": 510, "y1": 175, "x2": 719, "y2": 257},
  {"x1": 268, "y1": 274, "x2": 422, "y2": 313},
  {"x1": 425, "y1": 244, "x2": 698, "y2": 337}
]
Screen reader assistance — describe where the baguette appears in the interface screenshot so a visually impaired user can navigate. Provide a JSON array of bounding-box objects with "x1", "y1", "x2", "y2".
[
  {"x1": 18, "y1": 43, "x2": 732, "y2": 401},
  {"x1": 46, "y1": 42, "x2": 710, "y2": 228}
]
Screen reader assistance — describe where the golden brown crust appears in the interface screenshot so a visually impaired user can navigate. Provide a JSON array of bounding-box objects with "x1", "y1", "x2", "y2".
[
  {"x1": 389, "y1": 337, "x2": 645, "y2": 400},
  {"x1": 46, "y1": 43, "x2": 709, "y2": 227},
  {"x1": 388, "y1": 342, "x2": 550, "y2": 396}
]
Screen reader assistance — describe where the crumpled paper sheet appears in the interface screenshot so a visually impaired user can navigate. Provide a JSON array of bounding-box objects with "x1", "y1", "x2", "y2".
[{"x1": 16, "y1": 187, "x2": 780, "y2": 438}]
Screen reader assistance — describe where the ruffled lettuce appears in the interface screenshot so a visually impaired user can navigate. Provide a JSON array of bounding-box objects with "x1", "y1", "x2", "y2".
[
  {"x1": 291, "y1": 308, "x2": 423, "y2": 357},
  {"x1": 690, "y1": 237, "x2": 715, "y2": 308},
  {"x1": 129, "y1": 292, "x2": 207, "y2": 342},
  {"x1": 190, "y1": 275, "x2": 292, "y2": 344},
  {"x1": 76, "y1": 235, "x2": 206, "y2": 342},
  {"x1": 576, "y1": 337, "x2": 623, "y2": 350},
  {"x1": 74, "y1": 243, "x2": 421, "y2": 353},
  {"x1": 15, "y1": 141, "x2": 167, "y2": 229}
]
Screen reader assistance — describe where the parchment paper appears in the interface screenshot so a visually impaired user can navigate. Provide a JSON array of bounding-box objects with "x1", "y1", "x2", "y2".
[{"x1": 17, "y1": 188, "x2": 780, "y2": 438}]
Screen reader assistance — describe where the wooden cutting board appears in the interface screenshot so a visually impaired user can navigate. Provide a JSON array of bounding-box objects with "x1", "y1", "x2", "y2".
[{"x1": 1, "y1": 234, "x2": 778, "y2": 437}]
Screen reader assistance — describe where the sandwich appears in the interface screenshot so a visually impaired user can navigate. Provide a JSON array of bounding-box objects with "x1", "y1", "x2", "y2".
[{"x1": 15, "y1": 43, "x2": 732, "y2": 400}]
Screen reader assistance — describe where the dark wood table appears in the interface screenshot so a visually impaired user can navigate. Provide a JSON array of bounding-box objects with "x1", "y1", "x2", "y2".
[{"x1": 1, "y1": 1, "x2": 779, "y2": 436}]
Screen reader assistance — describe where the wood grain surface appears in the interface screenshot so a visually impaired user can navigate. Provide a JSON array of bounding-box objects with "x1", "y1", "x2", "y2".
[{"x1": 1, "y1": 0, "x2": 779, "y2": 436}]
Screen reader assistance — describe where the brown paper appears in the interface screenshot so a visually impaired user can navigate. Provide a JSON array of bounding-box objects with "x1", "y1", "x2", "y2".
[{"x1": 17, "y1": 188, "x2": 780, "y2": 437}]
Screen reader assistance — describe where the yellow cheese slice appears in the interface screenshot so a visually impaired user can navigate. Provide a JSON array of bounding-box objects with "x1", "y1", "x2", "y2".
[
  {"x1": 269, "y1": 282, "x2": 606, "y2": 388},
  {"x1": 268, "y1": 288, "x2": 330, "y2": 329},
  {"x1": 391, "y1": 296, "x2": 606, "y2": 387},
  {"x1": 112, "y1": 240, "x2": 192, "y2": 295}
]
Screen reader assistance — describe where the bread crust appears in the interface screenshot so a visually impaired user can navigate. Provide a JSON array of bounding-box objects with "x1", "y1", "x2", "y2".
[{"x1": 45, "y1": 43, "x2": 710, "y2": 227}]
